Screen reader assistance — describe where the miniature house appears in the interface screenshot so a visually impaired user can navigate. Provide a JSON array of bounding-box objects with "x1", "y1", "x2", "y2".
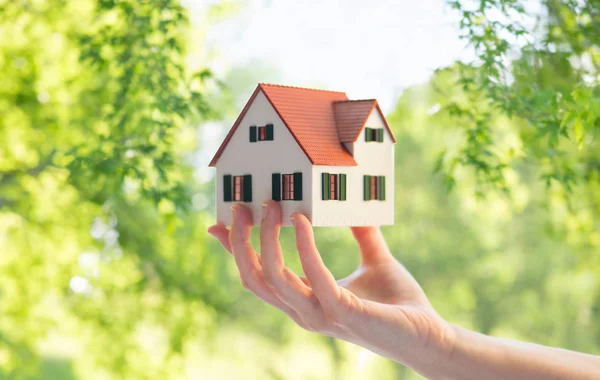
[{"x1": 209, "y1": 83, "x2": 395, "y2": 226}]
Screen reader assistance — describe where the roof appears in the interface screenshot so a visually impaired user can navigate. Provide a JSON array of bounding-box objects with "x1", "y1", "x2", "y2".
[
  {"x1": 333, "y1": 100, "x2": 377, "y2": 142},
  {"x1": 209, "y1": 83, "x2": 395, "y2": 167},
  {"x1": 333, "y1": 100, "x2": 397, "y2": 143}
]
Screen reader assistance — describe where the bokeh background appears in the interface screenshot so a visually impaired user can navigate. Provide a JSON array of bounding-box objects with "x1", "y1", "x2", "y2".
[{"x1": 1, "y1": 0, "x2": 599, "y2": 378}]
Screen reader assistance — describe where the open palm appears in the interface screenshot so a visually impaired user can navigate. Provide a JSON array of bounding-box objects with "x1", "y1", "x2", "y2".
[{"x1": 208, "y1": 201, "x2": 454, "y2": 374}]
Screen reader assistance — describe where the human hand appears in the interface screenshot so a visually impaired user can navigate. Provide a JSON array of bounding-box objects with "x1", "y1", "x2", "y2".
[{"x1": 208, "y1": 201, "x2": 455, "y2": 377}]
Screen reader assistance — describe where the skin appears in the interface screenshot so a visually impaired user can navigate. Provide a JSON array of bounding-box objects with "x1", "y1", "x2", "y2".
[{"x1": 208, "y1": 201, "x2": 600, "y2": 379}]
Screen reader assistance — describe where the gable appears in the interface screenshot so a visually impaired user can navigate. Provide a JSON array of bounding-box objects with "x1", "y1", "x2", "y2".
[
  {"x1": 209, "y1": 90, "x2": 310, "y2": 168},
  {"x1": 357, "y1": 107, "x2": 395, "y2": 142}
]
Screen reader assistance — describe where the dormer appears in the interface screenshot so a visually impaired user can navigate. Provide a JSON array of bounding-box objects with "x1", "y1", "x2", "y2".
[{"x1": 333, "y1": 99, "x2": 395, "y2": 156}]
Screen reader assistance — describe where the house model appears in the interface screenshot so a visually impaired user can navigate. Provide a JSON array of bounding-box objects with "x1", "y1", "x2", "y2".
[{"x1": 209, "y1": 83, "x2": 396, "y2": 226}]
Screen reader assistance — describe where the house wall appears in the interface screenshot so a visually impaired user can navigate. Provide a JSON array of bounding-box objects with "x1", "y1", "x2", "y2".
[
  {"x1": 311, "y1": 109, "x2": 395, "y2": 226},
  {"x1": 215, "y1": 90, "x2": 313, "y2": 226}
]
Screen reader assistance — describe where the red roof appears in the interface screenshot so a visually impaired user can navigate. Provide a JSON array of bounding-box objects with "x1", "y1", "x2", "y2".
[{"x1": 209, "y1": 83, "x2": 395, "y2": 167}]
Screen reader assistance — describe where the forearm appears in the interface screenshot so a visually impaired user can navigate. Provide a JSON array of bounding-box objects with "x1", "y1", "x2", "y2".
[{"x1": 433, "y1": 324, "x2": 600, "y2": 380}]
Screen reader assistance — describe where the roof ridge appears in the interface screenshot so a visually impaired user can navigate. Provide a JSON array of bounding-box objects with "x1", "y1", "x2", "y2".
[
  {"x1": 333, "y1": 99, "x2": 377, "y2": 103},
  {"x1": 259, "y1": 83, "x2": 346, "y2": 94}
]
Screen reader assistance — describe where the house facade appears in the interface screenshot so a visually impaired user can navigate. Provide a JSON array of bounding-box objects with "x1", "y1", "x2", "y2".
[{"x1": 209, "y1": 83, "x2": 395, "y2": 227}]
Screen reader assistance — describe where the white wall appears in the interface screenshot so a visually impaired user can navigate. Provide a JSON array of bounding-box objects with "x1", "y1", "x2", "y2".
[
  {"x1": 311, "y1": 109, "x2": 395, "y2": 226},
  {"x1": 215, "y1": 90, "x2": 313, "y2": 226}
]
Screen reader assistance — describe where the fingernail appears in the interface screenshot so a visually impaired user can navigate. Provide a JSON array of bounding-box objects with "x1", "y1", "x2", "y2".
[
  {"x1": 231, "y1": 205, "x2": 236, "y2": 217},
  {"x1": 290, "y1": 214, "x2": 297, "y2": 226},
  {"x1": 261, "y1": 203, "x2": 269, "y2": 220}
]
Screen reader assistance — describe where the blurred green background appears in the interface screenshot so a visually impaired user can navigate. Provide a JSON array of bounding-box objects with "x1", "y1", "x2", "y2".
[{"x1": 1, "y1": 0, "x2": 599, "y2": 378}]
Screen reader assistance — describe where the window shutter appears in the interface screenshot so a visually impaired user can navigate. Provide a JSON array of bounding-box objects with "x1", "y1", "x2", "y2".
[
  {"x1": 266, "y1": 124, "x2": 274, "y2": 140},
  {"x1": 272, "y1": 173, "x2": 281, "y2": 201},
  {"x1": 223, "y1": 174, "x2": 232, "y2": 202},
  {"x1": 364, "y1": 127, "x2": 371, "y2": 142},
  {"x1": 377, "y1": 128, "x2": 384, "y2": 142},
  {"x1": 363, "y1": 175, "x2": 370, "y2": 200},
  {"x1": 379, "y1": 176, "x2": 386, "y2": 200},
  {"x1": 243, "y1": 174, "x2": 252, "y2": 202},
  {"x1": 340, "y1": 174, "x2": 347, "y2": 201},
  {"x1": 249, "y1": 126, "x2": 257, "y2": 142},
  {"x1": 293, "y1": 172, "x2": 303, "y2": 201},
  {"x1": 322, "y1": 173, "x2": 330, "y2": 200}
]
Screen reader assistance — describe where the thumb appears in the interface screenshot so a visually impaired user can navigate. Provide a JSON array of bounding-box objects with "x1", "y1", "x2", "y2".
[{"x1": 350, "y1": 226, "x2": 393, "y2": 265}]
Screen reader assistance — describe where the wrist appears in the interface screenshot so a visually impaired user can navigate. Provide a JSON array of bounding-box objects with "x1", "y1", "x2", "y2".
[
  {"x1": 429, "y1": 323, "x2": 502, "y2": 380},
  {"x1": 399, "y1": 314, "x2": 459, "y2": 379}
]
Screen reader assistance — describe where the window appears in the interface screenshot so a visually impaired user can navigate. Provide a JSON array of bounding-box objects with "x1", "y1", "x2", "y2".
[
  {"x1": 234, "y1": 176, "x2": 244, "y2": 201},
  {"x1": 272, "y1": 172, "x2": 302, "y2": 201},
  {"x1": 363, "y1": 175, "x2": 386, "y2": 201},
  {"x1": 250, "y1": 124, "x2": 274, "y2": 142},
  {"x1": 370, "y1": 176, "x2": 377, "y2": 200},
  {"x1": 283, "y1": 174, "x2": 294, "y2": 200},
  {"x1": 321, "y1": 173, "x2": 347, "y2": 201},
  {"x1": 329, "y1": 174, "x2": 337, "y2": 200},
  {"x1": 223, "y1": 174, "x2": 252, "y2": 202},
  {"x1": 365, "y1": 127, "x2": 384, "y2": 142}
]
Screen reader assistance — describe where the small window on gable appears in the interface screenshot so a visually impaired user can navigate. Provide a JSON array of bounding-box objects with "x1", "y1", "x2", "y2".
[
  {"x1": 251, "y1": 124, "x2": 274, "y2": 142},
  {"x1": 365, "y1": 127, "x2": 384, "y2": 142}
]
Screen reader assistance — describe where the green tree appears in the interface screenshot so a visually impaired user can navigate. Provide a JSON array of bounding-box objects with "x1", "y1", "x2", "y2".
[
  {"x1": 436, "y1": 0, "x2": 600, "y2": 270},
  {"x1": 0, "y1": 0, "x2": 215, "y2": 376}
]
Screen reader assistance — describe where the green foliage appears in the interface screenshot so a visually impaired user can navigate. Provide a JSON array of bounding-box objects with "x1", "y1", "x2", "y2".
[
  {"x1": 443, "y1": 0, "x2": 599, "y2": 192},
  {"x1": 0, "y1": 0, "x2": 218, "y2": 377}
]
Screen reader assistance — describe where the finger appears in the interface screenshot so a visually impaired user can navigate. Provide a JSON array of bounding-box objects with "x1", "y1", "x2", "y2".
[
  {"x1": 208, "y1": 224, "x2": 262, "y2": 264},
  {"x1": 260, "y1": 201, "x2": 316, "y2": 312},
  {"x1": 228, "y1": 205, "x2": 305, "y2": 321},
  {"x1": 299, "y1": 276, "x2": 311, "y2": 287},
  {"x1": 208, "y1": 224, "x2": 232, "y2": 253},
  {"x1": 292, "y1": 213, "x2": 341, "y2": 314},
  {"x1": 350, "y1": 226, "x2": 393, "y2": 265}
]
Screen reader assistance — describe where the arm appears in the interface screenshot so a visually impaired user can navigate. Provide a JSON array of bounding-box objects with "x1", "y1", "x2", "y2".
[
  {"x1": 208, "y1": 201, "x2": 600, "y2": 380},
  {"x1": 439, "y1": 326, "x2": 600, "y2": 380}
]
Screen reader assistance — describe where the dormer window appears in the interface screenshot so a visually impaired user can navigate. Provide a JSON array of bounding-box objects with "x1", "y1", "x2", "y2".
[
  {"x1": 365, "y1": 127, "x2": 384, "y2": 142},
  {"x1": 250, "y1": 124, "x2": 274, "y2": 142}
]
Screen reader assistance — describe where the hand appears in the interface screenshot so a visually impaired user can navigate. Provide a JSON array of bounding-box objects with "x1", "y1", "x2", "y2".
[{"x1": 208, "y1": 201, "x2": 455, "y2": 377}]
